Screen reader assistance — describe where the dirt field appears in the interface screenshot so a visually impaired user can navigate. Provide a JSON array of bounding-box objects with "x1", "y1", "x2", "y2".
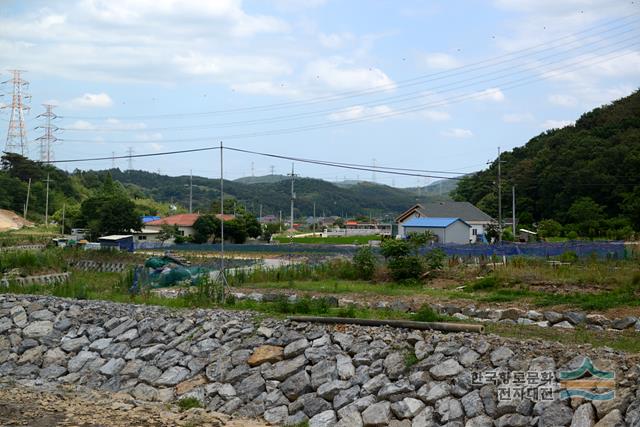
[
  {"x1": 0, "y1": 381, "x2": 268, "y2": 427},
  {"x1": 0, "y1": 209, "x2": 32, "y2": 232}
]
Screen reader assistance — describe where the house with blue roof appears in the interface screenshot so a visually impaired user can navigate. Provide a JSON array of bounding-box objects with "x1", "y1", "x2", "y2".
[
  {"x1": 396, "y1": 202, "x2": 493, "y2": 243},
  {"x1": 399, "y1": 217, "x2": 471, "y2": 244}
]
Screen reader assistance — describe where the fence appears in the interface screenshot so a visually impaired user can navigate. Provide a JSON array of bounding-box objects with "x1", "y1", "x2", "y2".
[{"x1": 134, "y1": 240, "x2": 629, "y2": 259}]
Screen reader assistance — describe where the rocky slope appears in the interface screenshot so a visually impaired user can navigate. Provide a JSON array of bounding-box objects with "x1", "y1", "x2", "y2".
[{"x1": 0, "y1": 294, "x2": 639, "y2": 426}]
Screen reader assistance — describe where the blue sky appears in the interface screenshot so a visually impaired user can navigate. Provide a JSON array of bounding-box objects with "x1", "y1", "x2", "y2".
[{"x1": 1, "y1": 0, "x2": 638, "y2": 187}]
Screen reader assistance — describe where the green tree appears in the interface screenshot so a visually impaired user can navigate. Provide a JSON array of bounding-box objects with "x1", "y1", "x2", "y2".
[
  {"x1": 192, "y1": 215, "x2": 221, "y2": 244},
  {"x1": 353, "y1": 246, "x2": 377, "y2": 280},
  {"x1": 78, "y1": 194, "x2": 141, "y2": 239},
  {"x1": 537, "y1": 219, "x2": 563, "y2": 238},
  {"x1": 158, "y1": 224, "x2": 180, "y2": 245},
  {"x1": 224, "y1": 219, "x2": 248, "y2": 244},
  {"x1": 567, "y1": 197, "x2": 605, "y2": 237},
  {"x1": 261, "y1": 223, "x2": 282, "y2": 241}
]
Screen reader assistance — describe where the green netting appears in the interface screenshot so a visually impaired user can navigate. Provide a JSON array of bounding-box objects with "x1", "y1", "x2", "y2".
[
  {"x1": 144, "y1": 257, "x2": 170, "y2": 269},
  {"x1": 158, "y1": 266, "x2": 192, "y2": 286}
]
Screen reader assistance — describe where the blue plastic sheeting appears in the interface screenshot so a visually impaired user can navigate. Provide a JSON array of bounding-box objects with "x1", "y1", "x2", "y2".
[
  {"x1": 420, "y1": 241, "x2": 626, "y2": 259},
  {"x1": 135, "y1": 240, "x2": 628, "y2": 259},
  {"x1": 401, "y1": 217, "x2": 468, "y2": 228}
]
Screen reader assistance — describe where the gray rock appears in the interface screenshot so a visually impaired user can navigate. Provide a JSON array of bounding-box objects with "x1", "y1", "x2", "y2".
[
  {"x1": 362, "y1": 401, "x2": 392, "y2": 427},
  {"x1": 219, "y1": 397, "x2": 243, "y2": 413},
  {"x1": 88, "y1": 338, "x2": 113, "y2": 352},
  {"x1": 571, "y1": 403, "x2": 595, "y2": 427},
  {"x1": 317, "y1": 379, "x2": 351, "y2": 400},
  {"x1": 612, "y1": 316, "x2": 637, "y2": 330},
  {"x1": 61, "y1": 336, "x2": 90, "y2": 353},
  {"x1": 337, "y1": 395, "x2": 376, "y2": 420},
  {"x1": 131, "y1": 383, "x2": 159, "y2": 401},
  {"x1": 264, "y1": 355, "x2": 307, "y2": 381},
  {"x1": 594, "y1": 409, "x2": 624, "y2": 427},
  {"x1": 114, "y1": 328, "x2": 138, "y2": 342},
  {"x1": 217, "y1": 383, "x2": 236, "y2": 399},
  {"x1": 332, "y1": 333, "x2": 354, "y2": 352},
  {"x1": 309, "y1": 410, "x2": 337, "y2": 427},
  {"x1": 460, "y1": 390, "x2": 484, "y2": 418},
  {"x1": 554, "y1": 321, "x2": 574, "y2": 329},
  {"x1": 285, "y1": 411, "x2": 309, "y2": 426},
  {"x1": 435, "y1": 397, "x2": 464, "y2": 423},
  {"x1": 101, "y1": 342, "x2": 129, "y2": 359},
  {"x1": 43, "y1": 347, "x2": 67, "y2": 367},
  {"x1": 292, "y1": 393, "x2": 331, "y2": 418},
  {"x1": 564, "y1": 312, "x2": 586, "y2": 325},
  {"x1": 67, "y1": 350, "x2": 98, "y2": 372},
  {"x1": 236, "y1": 372, "x2": 266, "y2": 402},
  {"x1": 99, "y1": 358, "x2": 126, "y2": 376},
  {"x1": 154, "y1": 366, "x2": 190, "y2": 386},
  {"x1": 40, "y1": 364, "x2": 67, "y2": 379},
  {"x1": 479, "y1": 385, "x2": 496, "y2": 418},
  {"x1": 30, "y1": 309, "x2": 54, "y2": 321},
  {"x1": 490, "y1": 347, "x2": 515, "y2": 367},
  {"x1": 411, "y1": 406, "x2": 435, "y2": 427},
  {"x1": 543, "y1": 311, "x2": 564, "y2": 323},
  {"x1": 23, "y1": 321, "x2": 53, "y2": 338},
  {"x1": 465, "y1": 415, "x2": 494, "y2": 427},
  {"x1": 284, "y1": 338, "x2": 309, "y2": 358},
  {"x1": 336, "y1": 354, "x2": 355, "y2": 380},
  {"x1": 534, "y1": 401, "x2": 573, "y2": 426},
  {"x1": 528, "y1": 356, "x2": 556, "y2": 373},
  {"x1": 336, "y1": 411, "x2": 363, "y2": 427},
  {"x1": 264, "y1": 405, "x2": 289, "y2": 425},
  {"x1": 494, "y1": 414, "x2": 530, "y2": 427},
  {"x1": 414, "y1": 341, "x2": 432, "y2": 360},
  {"x1": 430, "y1": 359, "x2": 463, "y2": 380},
  {"x1": 458, "y1": 348, "x2": 480, "y2": 368},
  {"x1": 391, "y1": 397, "x2": 425, "y2": 419},
  {"x1": 138, "y1": 344, "x2": 165, "y2": 360},
  {"x1": 281, "y1": 370, "x2": 312, "y2": 400},
  {"x1": 378, "y1": 379, "x2": 415, "y2": 400},
  {"x1": 139, "y1": 365, "x2": 162, "y2": 383},
  {"x1": 362, "y1": 373, "x2": 390, "y2": 395},
  {"x1": 333, "y1": 385, "x2": 360, "y2": 410},
  {"x1": 384, "y1": 352, "x2": 406, "y2": 380},
  {"x1": 417, "y1": 381, "x2": 451, "y2": 403}
]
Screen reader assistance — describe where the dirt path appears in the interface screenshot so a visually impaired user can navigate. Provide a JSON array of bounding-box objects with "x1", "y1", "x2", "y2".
[{"x1": 0, "y1": 381, "x2": 268, "y2": 427}]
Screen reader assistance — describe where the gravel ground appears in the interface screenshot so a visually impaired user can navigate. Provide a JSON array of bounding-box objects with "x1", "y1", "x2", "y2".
[{"x1": 0, "y1": 381, "x2": 268, "y2": 427}]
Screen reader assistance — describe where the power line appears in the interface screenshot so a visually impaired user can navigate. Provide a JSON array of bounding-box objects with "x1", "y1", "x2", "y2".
[
  {"x1": 58, "y1": 12, "x2": 640, "y2": 121},
  {"x1": 61, "y1": 25, "x2": 640, "y2": 133},
  {"x1": 60, "y1": 45, "x2": 640, "y2": 146}
]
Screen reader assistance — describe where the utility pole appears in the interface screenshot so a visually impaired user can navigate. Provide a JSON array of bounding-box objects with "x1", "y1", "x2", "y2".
[
  {"x1": 111, "y1": 152, "x2": 116, "y2": 169},
  {"x1": 259, "y1": 204, "x2": 263, "y2": 223},
  {"x1": 512, "y1": 185, "x2": 516, "y2": 237},
  {"x1": 372, "y1": 158, "x2": 377, "y2": 183},
  {"x1": 251, "y1": 162, "x2": 255, "y2": 177},
  {"x1": 127, "y1": 147, "x2": 134, "y2": 171},
  {"x1": 2, "y1": 70, "x2": 31, "y2": 156},
  {"x1": 270, "y1": 165, "x2": 275, "y2": 175},
  {"x1": 313, "y1": 201, "x2": 316, "y2": 234},
  {"x1": 23, "y1": 178, "x2": 31, "y2": 219},
  {"x1": 288, "y1": 163, "x2": 297, "y2": 232},
  {"x1": 35, "y1": 104, "x2": 58, "y2": 164},
  {"x1": 61, "y1": 203, "x2": 65, "y2": 235},
  {"x1": 279, "y1": 210, "x2": 282, "y2": 232},
  {"x1": 45, "y1": 173, "x2": 50, "y2": 227},
  {"x1": 189, "y1": 169, "x2": 193, "y2": 214},
  {"x1": 218, "y1": 141, "x2": 228, "y2": 298},
  {"x1": 497, "y1": 147, "x2": 502, "y2": 242}
]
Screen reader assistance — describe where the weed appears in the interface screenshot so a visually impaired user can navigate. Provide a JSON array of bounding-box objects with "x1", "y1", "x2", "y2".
[
  {"x1": 177, "y1": 397, "x2": 202, "y2": 411},
  {"x1": 413, "y1": 304, "x2": 441, "y2": 322},
  {"x1": 404, "y1": 351, "x2": 419, "y2": 368}
]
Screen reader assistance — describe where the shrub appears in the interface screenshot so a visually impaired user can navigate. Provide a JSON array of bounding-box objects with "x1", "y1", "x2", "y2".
[
  {"x1": 559, "y1": 251, "x2": 578, "y2": 263},
  {"x1": 567, "y1": 231, "x2": 578, "y2": 240},
  {"x1": 424, "y1": 248, "x2": 446, "y2": 271},
  {"x1": 465, "y1": 276, "x2": 501, "y2": 292},
  {"x1": 353, "y1": 246, "x2": 376, "y2": 280},
  {"x1": 387, "y1": 256, "x2": 424, "y2": 282},
  {"x1": 413, "y1": 304, "x2": 440, "y2": 322}
]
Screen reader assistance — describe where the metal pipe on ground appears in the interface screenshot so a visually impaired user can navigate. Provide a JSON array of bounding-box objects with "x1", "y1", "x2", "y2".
[{"x1": 288, "y1": 316, "x2": 485, "y2": 334}]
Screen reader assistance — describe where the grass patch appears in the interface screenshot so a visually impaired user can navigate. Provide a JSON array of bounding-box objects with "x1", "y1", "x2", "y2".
[
  {"x1": 177, "y1": 397, "x2": 202, "y2": 411},
  {"x1": 487, "y1": 323, "x2": 640, "y2": 353},
  {"x1": 404, "y1": 351, "x2": 419, "y2": 368}
]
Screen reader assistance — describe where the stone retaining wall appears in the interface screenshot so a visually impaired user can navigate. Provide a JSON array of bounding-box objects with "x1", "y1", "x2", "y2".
[
  {"x1": 1, "y1": 294, "x2": 639, "y2": 426},
  {"x1": 0, "y1": 272, "x2": 70, "y2": 287},
  {"x1": 70, "y1": 260, "x2": 129, "y2": 273}
]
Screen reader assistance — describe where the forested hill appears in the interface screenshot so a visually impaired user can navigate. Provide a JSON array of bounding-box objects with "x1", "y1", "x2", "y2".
[
  {"x1": 452, "y1": 89, "x2": 640, "y2": 235},
  {"x1": 103, "y1": 169, "x2": 434, "y2": 219}
]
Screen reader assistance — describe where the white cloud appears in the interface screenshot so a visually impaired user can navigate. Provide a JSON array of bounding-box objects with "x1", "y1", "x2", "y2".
[
  {"x1": 548, "y1": 94, "x2": 577, "y2": 107},
  {"x1": 318, "y1": 32, "x2": 354, "y2": 49},
  {"x1": 502, "y1": 113, "x2": 535, "y2": 123},
  {"x1": 306, "y1": 59, "x2": 396, "y2": 91},
  {"x1": 67, "y1": 93, "x2": 113, "y2": 108},
  {"x1": 422, "y1": 110, "x2": 451, "y2": 121},
  {"x1": 421, "y1": 53, "x2": 461, "y2": 70},
  {"x1": 66, "y1": 120, "x2": 96, "y2": 130},
  {"x1": 173, "y1": 52, "x2": 292, "y2": 79},
  {"x1": 474, "y1": 88, "x2": 505, "y2": 102},
  {"x1": 136, "y1": 132, "x2": 163, "y2": 142},
  {"x1": 65, "y1": 118, "x2": 146, "y2": 131},
  {"x1": 328, "y1": 105, "x2": 393, "y2": 121},
  {"x1": 441, "y1": 128, "x2": 473, "y2": 138},
  {"x1": 541, "y1": 119, "x2": 574, "y2": 130}
]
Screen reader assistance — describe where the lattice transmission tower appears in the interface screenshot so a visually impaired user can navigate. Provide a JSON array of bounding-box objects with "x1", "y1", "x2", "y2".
[
  {"x1": 1, "y1": 70, "x2": 31, "y2": 155},
  {"x1": 35, "y1": 104, "x2": 59, "y2": 164}
]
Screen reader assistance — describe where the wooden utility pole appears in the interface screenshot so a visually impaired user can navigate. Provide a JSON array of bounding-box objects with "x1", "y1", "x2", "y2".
[
  {"x1": 61, "y1": 203, "x2": 65, "y2": 235},
  {"x1": 23, "y1": 178, "x2": 31, "y2": 219},
  {"x1": 45, "y1": 173, "x2": 50, "y2": 226}
]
